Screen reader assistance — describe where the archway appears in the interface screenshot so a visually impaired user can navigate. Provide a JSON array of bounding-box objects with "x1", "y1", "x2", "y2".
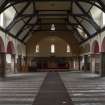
[
  {"x1": 7, "y1": 41, "x2": 15, "y2": 54},
  {"x1": 6, "y1": 41, "x2": 15, "y2": 74},
  {"x1": 91, "y1": 40, "x2": 100, "y2": 74},
  {"x1": 92, "y1": 40, "x2": 99, "y2": 53}
]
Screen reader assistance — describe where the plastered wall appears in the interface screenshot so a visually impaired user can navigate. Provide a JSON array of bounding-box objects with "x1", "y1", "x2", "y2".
[{"x1": 26, "y1": 31, "x2": 82, "y2": 57}]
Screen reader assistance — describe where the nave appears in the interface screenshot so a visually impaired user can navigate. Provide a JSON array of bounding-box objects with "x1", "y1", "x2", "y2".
[{"x1": 0, "y1": 71, "x2": 105, "y2": 105}]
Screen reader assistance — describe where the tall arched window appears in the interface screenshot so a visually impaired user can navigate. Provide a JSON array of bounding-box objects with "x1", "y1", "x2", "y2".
[
  {"x1": 36, "y1": 44, "x2": 39, "y2": 53},
  {"x1": 67, "y1": 44, "x2": 71, "y2": 53},
  {"x1": 51, "y1": 44, "x2": 55, "y2": 53}
]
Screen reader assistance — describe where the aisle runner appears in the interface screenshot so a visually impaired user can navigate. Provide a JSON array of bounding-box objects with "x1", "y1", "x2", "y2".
[{"x1": 33, "y1": 72, "x2": 74, "y2": 105}]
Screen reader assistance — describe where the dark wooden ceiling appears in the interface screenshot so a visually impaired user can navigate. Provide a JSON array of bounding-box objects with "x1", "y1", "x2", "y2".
[{"x1": 0, "y1": 0, "x2": 105, "y2": 43}]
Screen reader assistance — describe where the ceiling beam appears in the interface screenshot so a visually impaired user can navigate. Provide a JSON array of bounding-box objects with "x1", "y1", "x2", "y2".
[
  {"x1": 22, "y1": 21, "x2": 38, "y2": 41},
  {"x1": 80, "y1": 26, "x2": 105, "y2": 44},
  {"x1": 15, "y1": 15, "x2": 36, "y2": 38},
  {"x1": 73, "y1": 16, "x2": 90, "y2": 37},
  {"x1": 0, "y1": 26, "x2": 24, "y2": 44},
  {"x1": 97, "y1": 0, "x2": 105, "y2": 12},
  {"x1": 19, "y1": 13, "x2": 85, "y2": 17},
  {"x1": 0, "y1": 0, "x2": 8, "y2": 14},
  {"x1": 74, "y1": 0, "x2": 101, "y2": 32},
  {"x1": 67, "y1": 12, "x2": 84, "y2": 40},
  {"x1": 6, "y1": 1, "x2": 31, "y2": 31},
  {"x1": 28, "y1": 23, "x2": 77, "y2": 25},
  {"x1": 0, "y1": 0, "x2": 103, "y2": 15}
]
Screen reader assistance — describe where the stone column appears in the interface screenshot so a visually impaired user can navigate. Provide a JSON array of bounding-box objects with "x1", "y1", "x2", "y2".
[
  {"x1": 0, "y1": 53, "x2": 6, "y2": 78},
  {"x1": 100, "y1": 52, "x2": 105, "y2": 76},
  {"x1": 24, "y1": 56, "x2": 27, "y2": 72},
  {"x1": 17, "y1": 55, "x2": 22, "y2": 72},
  {"x1": 13, "y1": 54, "x2": 16, "y2": 73},
  {"x1": 90, "y1": 54, "x2": 95, "y2": 73},
  {"x1": 78, "y1": 56, "x2": 81, "y2": 71},
  {"x1": 84, "y1": 55, "x2": 88, "y2": 72},
  {"x1": 70, "y1": 56, "x2": 74, "y2": 70}
]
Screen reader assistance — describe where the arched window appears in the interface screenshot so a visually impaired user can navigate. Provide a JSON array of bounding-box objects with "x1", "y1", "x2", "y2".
[
  {"x1": 35, "y1": 44, "x2": 39, "y2": 53},
  {"x1": 67, "y1": 44, "x2": 71, "y2": 53},
  {"x1": 51, "y1": 44, "x2": 55, "y2": 53}
]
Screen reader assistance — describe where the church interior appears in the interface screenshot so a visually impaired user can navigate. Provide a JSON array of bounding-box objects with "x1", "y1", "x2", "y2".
[{"x1": 0, "y1": 0, "x2": 105, "y2": 105}]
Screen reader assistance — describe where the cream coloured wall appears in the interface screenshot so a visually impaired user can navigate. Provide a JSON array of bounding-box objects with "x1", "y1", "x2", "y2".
[
  {"x1": 26, "y1": 31, "x2": 82, "y2": 57},
  {"x1": 34, "y1": 36, "x2": 71, "y2": 57}
]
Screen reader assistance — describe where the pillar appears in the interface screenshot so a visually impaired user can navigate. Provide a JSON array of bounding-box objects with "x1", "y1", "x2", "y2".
[
  {"x1": 84, "y1": 55, "x2": 90, "y2": 72},
  {"x1": 12, "y1": 54, "x2": 16, "y2": 73},
  {"x1": 24, "y1": 56, "x2": 28, "y2": 72},
  {"x1": 17, "y1": 55, "x2": 22, "y2": 72},
  {"x1": 78, "y1": 56, "x2": 81, "y2": 71},
  {"x1": 100, "y1": 52, "x2": 105, "y2": 76},
  {"x1": 90, "y1": 54, "x2": 95, "y2": 73},
  {"x1": 69, "y1": 56, "x2": 73, "y2": 70},
  {"x1": 0, "y1": 53, "x2": 6, "y2": 78},
  {"x1": 84, "y1": 55, "x2": 88, "y2": 72}
]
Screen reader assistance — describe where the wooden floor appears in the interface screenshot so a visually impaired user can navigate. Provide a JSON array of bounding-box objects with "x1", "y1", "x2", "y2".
[
  {"x1": 0, "y1": 73, "x2": 47, "y2": 105},
  {"x1": 0, "y1": 71, "x2": 105, "y2": 105},
  {"x1": 60, "y1": 72, "x2": 105, "y2": 105}
]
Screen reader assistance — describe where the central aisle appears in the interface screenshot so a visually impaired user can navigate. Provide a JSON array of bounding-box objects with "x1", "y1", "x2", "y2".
[{"x1": 33, "y1": 72, "x2": 73, "y2": 105}]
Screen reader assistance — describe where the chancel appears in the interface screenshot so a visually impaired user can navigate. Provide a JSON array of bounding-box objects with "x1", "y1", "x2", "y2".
[{"x1": 0, "y1": 0, "x2": 105, "y2": 105}]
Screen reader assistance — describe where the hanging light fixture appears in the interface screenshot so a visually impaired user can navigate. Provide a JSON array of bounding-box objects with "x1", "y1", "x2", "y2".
[{"x1": 51, "y1": 24, "x2": 55, "y2": 31}]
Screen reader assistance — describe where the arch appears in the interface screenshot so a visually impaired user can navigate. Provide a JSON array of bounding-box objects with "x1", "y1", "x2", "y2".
[
  {"x1": 101, "y1": 37, "x2": 105, "y2": 52},
  {"x1": 0, "y1": 36, "x2": 5, "y2": 52},
  {"x1": 92, "y1": 40, "x2": 99, "y2": 53},
  {"x1": 7, "y1": 41, "x2": 15, "y2": 54}
]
